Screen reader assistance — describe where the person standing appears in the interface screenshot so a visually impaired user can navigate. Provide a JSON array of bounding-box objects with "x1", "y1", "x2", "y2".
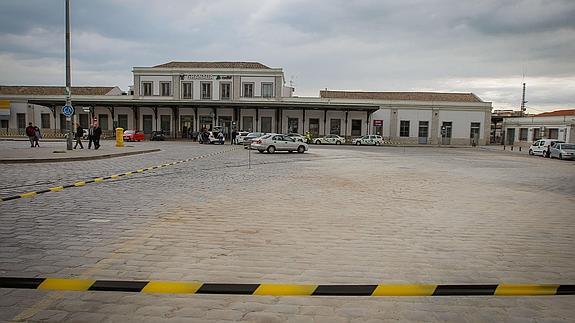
[
  {"x1": 218, "y1": 131, "x2": 225, "y2": 145},
  {"x1": 25, "y1": 122, "x2": 35, "y2": 148},
  {"x1": 87, "y1": 125, "x2": 95, "y2": 149},
  {"x1": 182, "y1": 126, "x2": 187, "y2": 139},
  {"x1": 33, "y1": 126, "x2": 41, "y2": 147},
  {"x1": 231, "y1": 130, "x2": 237, "y2": 145},
  {"x1": 93, "y1": 124, "x2": 102, "y2": 150},
  {"x1": 74, "y1": 124, "x2": 84, "y2": 149}
]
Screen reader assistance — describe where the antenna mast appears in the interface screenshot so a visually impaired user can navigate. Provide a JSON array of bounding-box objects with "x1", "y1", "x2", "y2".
[{"x1": 520, "y1": 82, "x2": 527, "y2": 116}]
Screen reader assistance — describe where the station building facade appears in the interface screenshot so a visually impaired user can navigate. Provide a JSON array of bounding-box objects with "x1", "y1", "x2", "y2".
[
  {"x1": 501, "y1": 109, "x2": 575, "y2": 146},
  {"x1": 0, "y1": 61, "x2": 492, "y2": 145}
]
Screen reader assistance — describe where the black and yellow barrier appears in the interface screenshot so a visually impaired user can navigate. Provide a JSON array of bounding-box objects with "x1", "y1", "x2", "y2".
[
  {"x1": 0, "y1": 148, "x2": 238, "y2": 203},
  {"x1": 0, "y1": 278, "x2": 573, "y2": 296}
]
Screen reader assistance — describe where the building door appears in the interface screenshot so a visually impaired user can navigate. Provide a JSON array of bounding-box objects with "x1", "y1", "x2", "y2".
[
  {"x1": 17, "y1": 113, "x2": 26, "y2": 129},
  {"x1": 470, "y1": 122, "x2": 481, "y2": 145},
  {"x1": 79, "y1": 114, "x2": 89, "y2": 129},
  {"x1": 143, "y1": 115, "x2": 153, "y2": 134},
  {"x1": 160, "y1": 115, "x2": 171, "y2": 134},
  {"x1": 288, "y1": 118, "x2": 299, "y2": 134},
  {"x1": 418, "y1": 121, "x2": 429, "y2": 144},
  {"x1": 199, "y1": 116, "x2": 213, "y2": 131},
  {"x1": 309, "y1": 118, "x2": 320, "y2": 137},
  {"x1": 441, "y1": 121, "x2": 452, "y2": 145},
  {"x1": 242, "y1": 116, "x2": 253, "y2": 132},
  {"x1": 218, "y1": 116, "x2": 232, "y2": 136},
  {"x1": 60, "y1": 114, "x2": 67, "y2": 133},
  {"x1": 181, "y1": 116, "x2": 193, "y2": 138},
  {"x1": 506, "y1": 128, "x2": 515, "y2": 145},
  {"x1": 98, "y1": 114, "x2": 109, "y2": 130},
  {"x1": 261, "y1": 117, "x2": 272, "y2": 133}
]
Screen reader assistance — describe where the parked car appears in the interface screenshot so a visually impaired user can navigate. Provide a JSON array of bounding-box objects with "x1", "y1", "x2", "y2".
[
  {"x1": 243, "y1": 132, "x2": 266, "y2": 148},
  {"x1": 352, "y1": 135, "x2": 383, "y2": 146},
  {"x1": 63, "y1": 129, "x2": 89, "y2": 140},
  {"x1": 529, "y1": 139, "x2": 564, "y2": 157},
  {"x1": 235, "y1": 131, "x2": 250, "y2": 144},
  {"x1": 150, "y1": 130, "x2": 165, "y2": 141},
  {"x1": 314, "y1": 134, "x2": 345, "y2": 145},
  {"x1": 287, "y1": 133, "x2": 306, "y2": 142},
  {"x1": 549, "y1": 143, "x2": 575, "y2": 160},
  {"x1": 123, "y1": 129, "x2": 144, "y2": 142},
  {"x1": 251, "y1": 134, "x2": 308, "y2": 154}
]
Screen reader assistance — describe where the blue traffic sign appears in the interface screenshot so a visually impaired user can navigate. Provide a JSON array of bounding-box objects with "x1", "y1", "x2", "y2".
[{"x1": 62, "y1": 105, "x2": 74, "y2": 117}]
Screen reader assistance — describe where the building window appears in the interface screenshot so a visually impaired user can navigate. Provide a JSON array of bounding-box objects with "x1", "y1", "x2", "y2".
[
  {"x1": 1, "y1": 120, "x2": 8, "y2": 129},
  {"x1": 118, "y1": 114, "x2": 128, "y2": 130},
  {"x1": 261, "y1": 117, "x2": 272, "y2": 133},
  {"x1": 519, "y1": 127, "x2": 528, "y2": 141},
  {"x1": 309, "y1": 118, "x2": 320, "y2": 137},
  {"x1": 400, "y1": 120, "x2": 410, "y2": 137},
  {"x1": 532, "y1": 128, "x2": 540, "y2": 141},
  {"x1": 418, "y1": 121, "x2": 429, "y2": 138},
  {"x1": 160, "y1": 115, "x2": 171, "y2": 132},
  {"x1": 17, "y1": 113, "x2": 26, "y2": 129},
  {"x1": 243, "y1": 83, "x2": 254, "y2": 98},
  {"x1": 160, "y1": 82, "x2": 171, "y2": 96},
  {"x1": 261, "y1": 83, "x2": 273, "y2": 98},
  {"x1": 142, "y1": 82, "x2": 152, "y2": 96},
  {"x1": 220, "y1": 83, "x2": 231, "y2": 100},
  {"x1": 182, "y1": 82, "x2": 192, "y2": 99},
  {"x1": 288, "y1": 118, "x2": 299, "y2": 134},
  {"x1": 143, "y1": 115, "x2": 153, "y2": 134},
  {"x1": 471, "y1": 122, "x2": 481, "y2": 139},
  {"x1": 548, "y1": 128, "x2": 559, "y2": 139},
  {"x1": 330, "y1": 119, "x2": 341, "y2": 135},
  {"x1": 442, "y1": 122, "x2": 452, "y2": 138},
  {"x1": 242, "y1": 116, "x2": 253, "y2": 132},
  {"x1": 201, "y1": 82, "x2": 212, "y2": 100},
  {"x1": 41, "y1": 113, "x2": 51, "y2": 128},
  {"x1": 351, "y1": 119, "x2": 362, "y2": 136}
]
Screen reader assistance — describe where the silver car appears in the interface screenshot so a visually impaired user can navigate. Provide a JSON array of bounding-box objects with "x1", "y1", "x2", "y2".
[
  {"x1": 550, "y1": 143, "x2": 575, "y2": 160},
  {"x1": 251, "y1": 134, "x2": 309, "y2": 154}
]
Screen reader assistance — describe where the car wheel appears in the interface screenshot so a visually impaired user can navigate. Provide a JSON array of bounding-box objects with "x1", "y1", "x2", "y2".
[
  {"x1": 267, "y1": 145, "x2": 276, "y2": 154},
  {"x1": 315, "y1": 140, "x2": 321, "y2": 145},
  {"x1": 297, "y1": 146, "x2": 305, "y2": 153},
  {"x1": 355, "y1": 141, "x2": 361, "y2": 146},
  {"x1": 529, "y1": 149, "x2": 533, "y2": 155},
  {"x1": 336, "y1": 141, "x2": 341, "y2": 145},
  {"x1": 258, "y1": 150, "x2": 264, "y2": 153}
]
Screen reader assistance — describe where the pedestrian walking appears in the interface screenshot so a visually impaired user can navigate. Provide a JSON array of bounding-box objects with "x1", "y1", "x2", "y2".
[
  {"x1": 93, "y1": 125, "x2": 102, "y2": 150},
  {"x1": 25, "y1": 122, "x2": 35, "y2": 147},
  {"x1": 218, "y1": 131, "x2": 225, "y2": 145},
  {"x1": 74, "y1": 124, "x2": 84, "y2": 149},
  {"x1": 33, "y1": 126, "x2": 41, "y2": 147},
  {"x1": 231, "y1": 130, "x2": 237, "y2": 144},
  {"x1": 87, "y1": 125, "x2": 95, "y2": 149},
  {"x1": 182, "y1": 126, "x2": 187, "y2": 139}
]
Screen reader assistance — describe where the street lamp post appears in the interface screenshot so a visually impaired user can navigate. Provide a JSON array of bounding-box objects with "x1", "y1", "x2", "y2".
[{"x1": 65, "y1": 0, "x2": 73, "y2": 150}]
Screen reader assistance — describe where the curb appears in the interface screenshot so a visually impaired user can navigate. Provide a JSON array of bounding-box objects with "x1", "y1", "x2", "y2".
[
  {"x1": 0, "y1": 278, "x2": 573, "y2": 296},
  {"x1": 0, "y1": 149, "x2": 161, "y2": 164}
]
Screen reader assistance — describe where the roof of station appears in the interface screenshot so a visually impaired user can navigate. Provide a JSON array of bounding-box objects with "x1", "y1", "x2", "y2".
[
  {"x1": 153, "y1": 62, "x2": 271, "y2": 69},
  {"x1": 534, "y1": 109, "x2": 575, "y2": 117},
  {"x1": 0, "y1": 86, "x2": 118, "y2": 96},
  {"x1": 320, "y1": 90, "x2": 483, "y2": 103}
]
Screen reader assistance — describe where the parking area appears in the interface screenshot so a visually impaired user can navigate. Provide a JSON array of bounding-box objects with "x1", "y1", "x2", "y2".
[{"x1": 0, "y1": 142, "x2": 574, "y2": 322}]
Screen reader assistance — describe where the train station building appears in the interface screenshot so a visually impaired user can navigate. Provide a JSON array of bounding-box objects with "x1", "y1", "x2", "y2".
[{"x1": 0, "y1": 61, "x2": 492, "y2": 145}]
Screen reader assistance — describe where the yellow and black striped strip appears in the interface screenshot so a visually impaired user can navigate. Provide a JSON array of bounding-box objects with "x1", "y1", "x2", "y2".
[
  {"x1": 0, "y1": 278, "x2": 573, "y2": 296},
  {"x1": 0, "y1": 148, "x2": 239, "y2": 203}
]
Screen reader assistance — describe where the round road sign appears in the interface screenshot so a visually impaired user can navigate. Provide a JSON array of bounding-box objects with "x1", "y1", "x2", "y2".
[{"x1": 62, "y1": 105, "x2": 74, "y2": 117}]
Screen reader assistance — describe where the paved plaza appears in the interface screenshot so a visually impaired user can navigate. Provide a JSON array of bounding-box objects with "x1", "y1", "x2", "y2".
[{"x1": 0, "y1": 141, "x2": 574, "y2": 322}]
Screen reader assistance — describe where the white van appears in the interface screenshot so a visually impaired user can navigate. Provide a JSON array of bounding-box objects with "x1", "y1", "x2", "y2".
[{"x1": 529, "y1": 139, "x2": 564, "y2": 157}]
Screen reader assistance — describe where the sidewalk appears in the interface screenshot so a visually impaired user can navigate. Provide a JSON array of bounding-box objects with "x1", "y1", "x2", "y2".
[
  {"x1": 479, "y1": 144, "x2": 530, "y2": 156},
  {"x1": 0, "y1": 139, "x2": 160, "y2": 163}
]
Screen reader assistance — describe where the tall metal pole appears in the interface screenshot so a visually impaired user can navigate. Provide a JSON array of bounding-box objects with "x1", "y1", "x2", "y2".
[
  {"x1": 520, "y1": 82, "x2": 527, "y2": 117},
  {"x1": 65, "y1": 0, "x2": 73, "y2": 150}
]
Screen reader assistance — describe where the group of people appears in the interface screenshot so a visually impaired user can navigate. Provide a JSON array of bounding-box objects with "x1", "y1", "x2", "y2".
[
  {"x1": 73, "y1": 124, "x2": 102, "y2": 149},
  {"x1": 25, "y1": 123, "x2": 42, "y2": 147}
]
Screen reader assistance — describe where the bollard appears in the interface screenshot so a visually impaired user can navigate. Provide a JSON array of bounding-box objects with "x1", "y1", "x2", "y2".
[
  {"x1": 519, "y1": 146, "x2": 522, "y2": 152},
  {"x1": 503, "y1": 145, "x2": 506, "y2": 150},
  {"x1": 116, "y1": 127, "x2": 124, "y2": 147},
  {"x1": 511, "y1": 146, "x2": 514, "y2": 151}
]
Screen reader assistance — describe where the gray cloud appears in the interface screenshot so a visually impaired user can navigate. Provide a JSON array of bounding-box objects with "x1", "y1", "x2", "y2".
[{"x1": 0, "y1": 0, "x2": 573, "y2": 112}]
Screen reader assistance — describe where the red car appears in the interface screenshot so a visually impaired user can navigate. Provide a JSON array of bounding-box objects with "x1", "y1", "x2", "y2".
[{"x1": 123, "y1": 130, "x2": 144, "y2": 142}]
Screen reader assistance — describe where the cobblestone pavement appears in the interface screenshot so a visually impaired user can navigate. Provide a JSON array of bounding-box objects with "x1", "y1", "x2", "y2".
[{"x1": 0, "y1": 142, "x2": 574, "y2": 322}]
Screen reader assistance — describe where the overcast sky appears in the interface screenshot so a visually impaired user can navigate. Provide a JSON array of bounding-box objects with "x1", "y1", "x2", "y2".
[{"x1": 0, "y1": 0, "x2": 573, "y2": 113}]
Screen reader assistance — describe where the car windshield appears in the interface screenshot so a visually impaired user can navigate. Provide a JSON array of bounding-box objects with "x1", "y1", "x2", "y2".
[
  {"x1": 124, "y1": 130, "x2": 134, "y2": 134},
  {"x1": 261, "y1": 134, "x2": 272, "y2": 139}
]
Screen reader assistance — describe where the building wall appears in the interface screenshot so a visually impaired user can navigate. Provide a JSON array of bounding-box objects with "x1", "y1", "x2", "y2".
[{"x1": 438, "y1": 110, "x2": 486, "y2": 145}]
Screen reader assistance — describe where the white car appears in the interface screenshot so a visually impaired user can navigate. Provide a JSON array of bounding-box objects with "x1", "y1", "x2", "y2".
[
  {"x1": 287, "y1": 133, "x2": 306, "y2": 142},
  {"x1": 314, "y1": 134, "x2": 345, "y2": 145},
  {"x1": 352, "y1": 135, "x2": 383, "y2": 146},
  {"x1": 549, "y1": 143, "x2": 575, "y2": 160},
  {"x1": 251, "y1": 134, "x2": 309, "y2": 154},
  {"x1": 529, "y1": 139, "x2": 564, "y2": 157},
  {"x1": 235, "y1": 131, "x2": 249, "y2": 144}
]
